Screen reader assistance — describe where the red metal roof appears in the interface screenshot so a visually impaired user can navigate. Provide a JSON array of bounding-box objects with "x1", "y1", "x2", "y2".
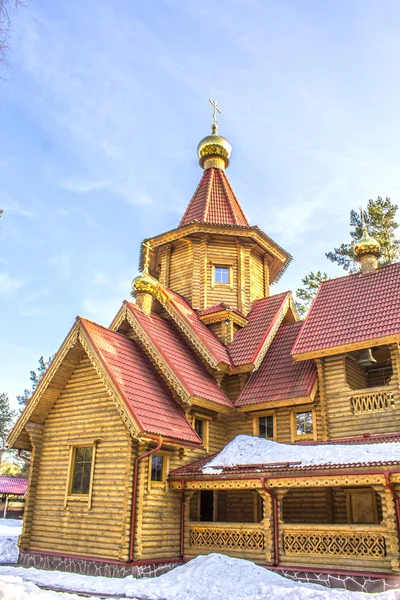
[
  {"x1": 236, "y1": 322, "x2": 317, "y2": 407},
  {"x1": 199, "y1": 303, "x2": 246, "y2": 319},
  {"x1": 0, "y1": 476, "x2": 28, "y2": 495},
  {"x1": 229, "y1": 292, "x2": 291, "y2": 366},
  {"x1": 125, "y1": 303, "x2": 232, "y2": 408},
  {"x1": 179, "y1": 168, "x2": 249, "y2": 227},
  {"x1": 160, "y1": 287, "x2": 233, "y2": 367},
  {"x1": 292, "y1": 262, "x2": 400, "y2": 359},
  {"x1": 80, "y1": 319, "x2": 201, "y2": 445}
]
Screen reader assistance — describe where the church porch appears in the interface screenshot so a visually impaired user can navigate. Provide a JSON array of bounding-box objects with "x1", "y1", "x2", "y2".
[{"x1": 170, "y1": 472, "x2": 400, "y2": 575}]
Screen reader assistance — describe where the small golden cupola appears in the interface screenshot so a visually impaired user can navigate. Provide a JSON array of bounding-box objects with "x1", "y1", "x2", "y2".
[
  {"x1": 132, "y1": 242, "x2": 158, "y2": 315},
  {"x1": 354, "y1": 214, "x2": 380, "y2": 275},
  {"x1": 197, "y1": 99, "x2": 232, "y2": 170}
]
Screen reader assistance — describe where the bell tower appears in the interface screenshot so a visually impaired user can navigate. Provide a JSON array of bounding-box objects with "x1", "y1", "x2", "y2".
[{"x1": 134, "y1": 102, "x2": 291, "y2": 316}]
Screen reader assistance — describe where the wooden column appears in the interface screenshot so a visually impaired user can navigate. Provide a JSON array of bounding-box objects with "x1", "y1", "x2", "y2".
[
  {"x1": 258, "y1": 489, "x2": 274, "y2": 565},
  {"x1": 315, "y1": 358, "x2": 329, "y2": 441},
  {"x1": 377, "y1": 485, "x2": 400, "y2": 573},
  {"x1": 263, "y1": 255, "x2": 270, "y2": 298},
  {"x1": 19, "y1": 422, "x2": 44, "y2": 550}
]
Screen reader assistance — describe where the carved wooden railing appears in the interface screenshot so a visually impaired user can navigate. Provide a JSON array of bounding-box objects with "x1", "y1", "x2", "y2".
[
  {"x1": 189, "y1": 522, "x2": 265, "y2": 551},
  {"x1": 281, "y1": 524, "x2": 387, "y2": 559},
  {"x1": 350, "y1": 389, "x2": 395, "y2": 414}
]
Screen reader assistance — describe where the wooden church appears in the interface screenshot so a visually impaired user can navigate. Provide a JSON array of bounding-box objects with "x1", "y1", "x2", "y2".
[{"x1": 8, "y1": 105, "x2": 400, "y2": 591}]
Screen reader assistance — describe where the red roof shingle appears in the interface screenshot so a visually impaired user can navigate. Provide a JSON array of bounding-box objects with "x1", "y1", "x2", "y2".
[
  {"x1": 199, "y1": 303, "x2": 246, "y2": 319},
  {"x1": 0, "y1": 476, "x2": 28, "y2": 495},
  {"x1": 237, "y1": 322, "x2": 317, "y2": 407},
  {"x1": 125, "y1": 303, "x2": 232, "y2": 408},
  {"x1": 161, "y1": 287, "x2": 233, "y2": 367},
  {"x1": 292, "y1": 262, "x2": 400, "y2": 359},
  {"x1": 80, "y1": 319, "x2": 201, "y2": 445},
  {"x1": 179, "y1": 168, "x2": 249, "y2": 227},
  {"x1": 229, "y1": 292, "x2": 291, "y2": 366}
]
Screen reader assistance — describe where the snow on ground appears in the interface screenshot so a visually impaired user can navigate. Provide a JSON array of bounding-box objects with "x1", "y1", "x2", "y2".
[
  {"x1": 0, "y1": 519, "x2": 23, "y2": 564},
  {"x1": 202, "y1": 435, "x2": 400, "y2": 474},
  {"x1": 1, "y1": 554, "x2": 400, "y2": 600}
]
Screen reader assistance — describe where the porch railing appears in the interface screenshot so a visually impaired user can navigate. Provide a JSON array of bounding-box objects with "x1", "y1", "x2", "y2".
[
  {"x1": 189, "y1": 522, "x2": 265, "y2": 551},
  {"x1": 281, "y1": 524, "x2": 387, "y2": 559},
  {"x1": 350, "y1": 389, "x2": 395, "y2": 414}
]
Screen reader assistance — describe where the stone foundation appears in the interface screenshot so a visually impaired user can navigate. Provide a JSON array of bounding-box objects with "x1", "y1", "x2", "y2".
[
  {"x1": 19, "y1": 552, "x2": 400, "y2": 593},
  {"x1": 19, "y1": 551, "x2": 180, "y2": 579},
  {"x1": 274, "y1": 568, "x2": 400, "y2": 593}
]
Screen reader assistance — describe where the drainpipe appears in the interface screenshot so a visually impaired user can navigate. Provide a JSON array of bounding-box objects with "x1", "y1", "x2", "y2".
[
  {"x1": 260, "y1": 476, "x2": 279, "y2": 566},
  {"x1": 129, "y1": 437, "x2": 162, "y2": 562},
  {"x1": 384, "y1": 471, "x2": 400, "y2": 535},
  {"x1": 17, "y1": 450, "x2": 31, "y2": 463},
  {"x1": 180, "y1": 480, "x2": 185, "y2": 560}
]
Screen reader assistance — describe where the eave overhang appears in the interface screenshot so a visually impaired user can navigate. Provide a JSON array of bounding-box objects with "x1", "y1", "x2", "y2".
[
  {"x1": 139, "y1": 222, "x2": 292, "y2": 285},
  {"x1": 292, "y1": 333, "x2": 400, "y2": 362}
]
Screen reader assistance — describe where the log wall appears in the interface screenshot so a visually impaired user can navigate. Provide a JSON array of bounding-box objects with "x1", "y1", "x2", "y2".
[
  {"x1": 322, "y1": 345, "x2": 400, "y2": 439},
  {"x1": 26, "y1": 355, "x2": 135, "y2": 561}
]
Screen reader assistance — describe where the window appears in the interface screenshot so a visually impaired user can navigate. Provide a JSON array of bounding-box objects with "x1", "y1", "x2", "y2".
[
  {"x1": 215, "y1": 267, "x2": 229, "y2": 284},
  {"x1": 291, "y1": 409, "x2": 316, "y2": 442},
  {"x1": 151, "y1": 455, "x2": 164, "y2": 482},
  {"x1": 253, "y1": 411, "x2": 275, "y2": 440},
  {"x1": 71, "y1": 446, "x2": 93, "y2": 494},
  {"x1": 192, "y1": 413, "x2": 210, "y2": 451},
  {"x1": 65, "y1": 440, "x2": 98, "y2": 509},
  {"x1": 259, "y1": 416, "x2": 274, "y2": 439}
]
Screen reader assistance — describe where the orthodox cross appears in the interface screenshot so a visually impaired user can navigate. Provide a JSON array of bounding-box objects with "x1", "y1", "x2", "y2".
[
  {"x1": 142, "y1": 241, "x2": 152, "y2": 273},
  {"x1": 360, "y1": 206, "x2": 367, "y2": 232},
  {"x1": 209, "y1": 99, "x2": 221, "y2": 133}
]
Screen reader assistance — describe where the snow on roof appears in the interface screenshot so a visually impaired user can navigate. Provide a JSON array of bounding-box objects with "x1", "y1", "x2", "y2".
[{"x1": 202, "y1": 435, "x2": 400, "y2": 474}]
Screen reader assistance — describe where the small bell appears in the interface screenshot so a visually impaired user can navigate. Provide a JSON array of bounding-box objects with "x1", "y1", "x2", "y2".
[{"x1": 358, "y1": 348, "x2": 377, "y2": 367}]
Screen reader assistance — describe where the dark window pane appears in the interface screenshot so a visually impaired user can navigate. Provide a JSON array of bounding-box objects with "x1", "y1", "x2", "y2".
[
  {"x1": 194, "y1": 418, "x2": 204, "y2": 440},
  {"x1": 71, "y1": 446, "x2": 93, "y2": 495},
  {"x1": 151, "y1": 455, "x2": 164, "y2": 482},
  {"x1": 215, "y1": 267, "x2": 229, "y2": 284},
  {"x1": 296, "y1": 411, "x2": 313, "y2": 435},
  {"x1": 259, "y1": 416, "x2": 274, "y2": 439}
]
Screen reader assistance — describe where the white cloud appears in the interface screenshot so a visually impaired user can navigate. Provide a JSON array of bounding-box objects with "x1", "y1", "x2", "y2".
[{"x1": 0, "y1": 273, "x2": 28, "y2": 294}]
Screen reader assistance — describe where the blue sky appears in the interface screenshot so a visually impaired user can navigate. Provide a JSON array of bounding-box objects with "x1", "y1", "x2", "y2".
[{"x1": 1, "y1": 0, "x2": 400, "y2": 408}]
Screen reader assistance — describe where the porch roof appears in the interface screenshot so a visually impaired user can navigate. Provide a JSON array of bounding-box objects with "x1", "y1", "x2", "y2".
[
  {"x1": 169, "y1": 433, "x2": 400, "y2": 479},
  {"x1": 0, "y1": 476, "x2": 28, "y2": 495}
]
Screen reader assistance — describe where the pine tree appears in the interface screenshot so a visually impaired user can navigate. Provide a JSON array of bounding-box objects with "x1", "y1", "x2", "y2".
[
  {"x1": 295, "y1": 271, "x2": 329, "y2": 318},
  {"x1": 16, "y1": 355, "x2": 53, "y2": 407},
  {"x1": 326, "y1": 198, "x2": 400, "y2": 273},
  {"x1": 0, "y1": 392, "x2": 15, "y2": 462}
]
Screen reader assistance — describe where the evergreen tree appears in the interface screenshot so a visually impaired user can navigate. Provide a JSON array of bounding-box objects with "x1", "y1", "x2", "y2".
[
  {"x1": 16, "y1": 355, "x2": 53, "y2": 407},
  {"x1": 326, "y1": 198, "x2": 400, "y2": 273},
  {"x1": 295, "y1": 271, "x2": 329, "y2": 318},
  {"x1": 0, "y1": 392, "x2": 15, "y2": 465}
]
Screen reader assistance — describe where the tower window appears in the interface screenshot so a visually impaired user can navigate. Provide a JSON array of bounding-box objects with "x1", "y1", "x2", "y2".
[{"x1": 215, "y1": 267, "x2": 229, "y2": 284}]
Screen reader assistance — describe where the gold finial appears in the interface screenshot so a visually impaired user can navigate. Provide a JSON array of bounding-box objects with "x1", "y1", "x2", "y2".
[
  {"x1": 354, "y1": 206, "x2": 380, "y2": 274},
  {"x1": 197, "y1": 100, "x2": 232, "y2": 169},
  {"x1": 142, "y1": 241, "x2": 152, "y2": 274},
  {"x1": 209, "y1": 99, "x2": 221, "y2": 134}
]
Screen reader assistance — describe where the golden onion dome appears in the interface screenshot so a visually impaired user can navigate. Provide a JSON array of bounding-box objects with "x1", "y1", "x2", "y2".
[
  {"x1": 131, "y1": 270, "x2": 159, "y2": 296},
  {"x1": 354, "y1": 227, "x2": 380, "y2": 257},
  {"x1": 197, "y1": 132, "x2": 232, "y2": 169}
]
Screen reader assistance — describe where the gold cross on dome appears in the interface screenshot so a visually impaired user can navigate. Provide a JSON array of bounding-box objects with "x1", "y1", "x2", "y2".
[
  {"x1": 209, "y1": 99, "x2": 221, "y2": 133},
  {"x1": 142, "y1": 241, "x2": 152, "y2": 273}
]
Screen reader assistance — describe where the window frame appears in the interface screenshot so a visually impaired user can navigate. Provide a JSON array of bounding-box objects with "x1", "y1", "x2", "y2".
[
  {"x1": 65, "y1": 439, "x2": 98, "y2": 509},
  {"x1": 211, "y1": 264, "x2": 234, "y2": 290},
  {"x1": 192, "y1": 412, "x2": 211, "y2": 451},
  {"x1": 290, "y1": 408, "x2": 316, "y2": 442},
  {"x1": 148, "y1": 453, "x2": 169, "y2": 490},
  {"x1": 252, "y1": 411, "x2": 276, "y2": 440}
]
